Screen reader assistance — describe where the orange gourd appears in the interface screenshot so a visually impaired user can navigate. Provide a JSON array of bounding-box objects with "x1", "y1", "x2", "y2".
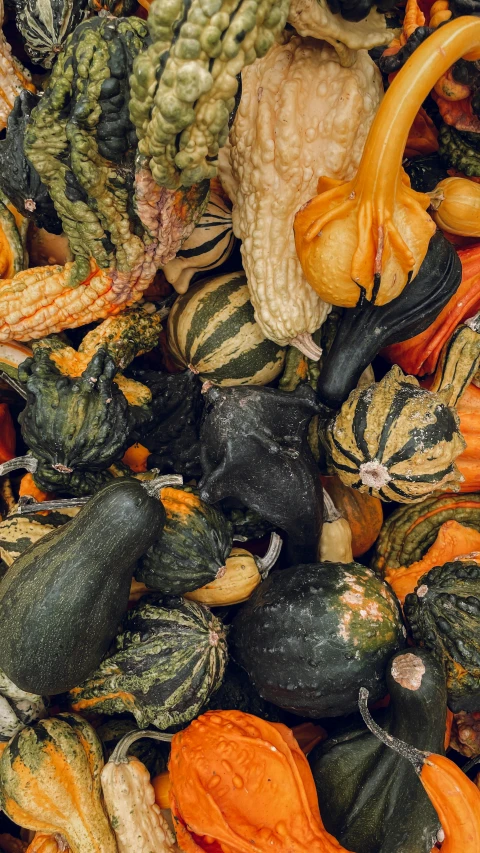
[
  {"x1": 169, "y1": 710, "x2": 352, "y2": 853},
  {"x1": 26, "y1": 835, "x2": 70, "y2": 852},
  {"x1": 435, "y1": 93, "x2": 480, "y2": 132},
  {"x1": 360, "y1": 688, "x2": 480, "y2": 852},
  {"x1": 405, "y1": 109, "x2": 439, "y2": 158},
  {"x1": 429, "y1": 0, "x2": 453, "y2": 26},
  {"x1": 429, "y1": 177, "x2": 480, "y2": 236},
  {"x1": 18, "y1": 474, "x2": 52, "y2": 504},
  {"x1": 121, "y1": 443, "x2": 150, "y2": 473},
  {"x1": 294, "y1": 17, "x2": 480, "y2": 309},
  {"x1": 320, "y1": 475, "x2": 383, "y2": 557},
  {"x1": 0, "y1": 403, "x2": 15, "y2": 464},
  {"x1": 455, "y1": 383, "x2": 480, "y2": 490}
]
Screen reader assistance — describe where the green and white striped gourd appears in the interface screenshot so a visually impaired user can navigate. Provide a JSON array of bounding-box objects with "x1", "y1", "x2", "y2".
[{"x1": 167, "y1": 272, "x2": 286, "y2": 386}]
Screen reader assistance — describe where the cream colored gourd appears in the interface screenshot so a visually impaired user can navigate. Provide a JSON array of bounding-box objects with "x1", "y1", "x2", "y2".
[
  {"x1": 429, "y1": 177, "x2": 480, "y2": 237},
  {"x1": 219, "y1": 34, "x2": 383, "y2": 354},
  {"x1": 101, "y1": 729, "x2": 177, "y2": 853},
  {"x1": 185, "y1": 533, "x2": 282, "y2": 606},
  {"x1": 319, "y1": 491, "x2": 354, "y2": 562}
]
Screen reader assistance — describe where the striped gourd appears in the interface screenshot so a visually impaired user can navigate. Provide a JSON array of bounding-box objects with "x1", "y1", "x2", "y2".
[
  {"x1": 162, "y1": 186, "x2": 235, "y2": 294},
  {"x1": 0, "y1": 508, "x2": 79, "y2": 569},
  {"x1": 326, "y1": 365, "x2": 466, "y2": 503},
  {"x1": 167, "y1": 272, "x2": 286, "y2": 386},
  {"x1": 0, "y1": 341, "x2": 31, "y2": 380}
]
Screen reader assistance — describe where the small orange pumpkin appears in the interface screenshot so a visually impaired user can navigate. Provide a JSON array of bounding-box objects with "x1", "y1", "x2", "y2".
[{"x1": 320, "y1": 475, "x2": 383, "y2": 557}]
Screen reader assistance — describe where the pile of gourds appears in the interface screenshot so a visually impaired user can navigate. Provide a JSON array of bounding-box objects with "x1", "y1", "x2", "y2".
[{"x1": 4, "y1": 0, "x2": 480, "y2": 850}]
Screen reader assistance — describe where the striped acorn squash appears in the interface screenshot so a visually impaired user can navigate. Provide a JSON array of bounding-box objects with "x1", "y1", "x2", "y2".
[
  {"x1": 167, "y1": 272, "x2": 286, "y2": 386},
  {"x1": 15, "y1": 0, "x2": 89, "y2": 68},
  {"x1": 69, "y1": 595, "x2": 228, "y2": 728},
  {"x1": 325, "y1": 365, "x2": 466, "y2": 503}
]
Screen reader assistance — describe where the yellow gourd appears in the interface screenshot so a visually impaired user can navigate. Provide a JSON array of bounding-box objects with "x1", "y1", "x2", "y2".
[
  {"x1": 429, "y1": 177, "x2": 480, "y2": 236},
  {"x1": 185, "y1": 533, "x2": 282, "y2": 606},
  {"x1": 294, "y1": 16, "x2": 480, "y2": 308},
  {"x1": 100, "y1": 729, "x2": 177, "y2": 853},
  {"x1": 319, "y1": 492, "x2": 354, "y2": 563}
]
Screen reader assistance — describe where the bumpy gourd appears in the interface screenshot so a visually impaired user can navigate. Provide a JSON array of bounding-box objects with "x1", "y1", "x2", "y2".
[
  {"x1": 14, "y1": 0, "x2": 89, "y2": 67},
  {"x1": 0, "y1": 714, "x2": 117, "y2": 853},
  {"x1": 0, "y1": 0, "x2": 35, "y2": 132},
  {"x1": 129, "y1": 0, "x2": 290, "y2": 189},
  {"x1": 439, "y1": 124, "x2": 480, "y2": 176},
  {"x1": 220, "y1": 35, "x2": 382, "y2": 348},
  {"x1": 294, "y1": 17, "x2": 480, "y2": 308}
]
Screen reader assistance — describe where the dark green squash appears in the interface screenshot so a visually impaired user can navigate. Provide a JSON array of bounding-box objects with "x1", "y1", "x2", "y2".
[
  {"x1": 439, "y1": 124, "x2": 480, "y2": 177},
  {"x1": 136, "y1": 486, "x2": 233, "y2": 594},
  {"x1": 316, "y1": 232, "x2": 462, "y2": 410},
  {"x1": 404, "y1": 154, "x2": 450, "y2": 194},
  {"x1": 309, "y1": 647, "x2": 446, "y2": 853},
  {"x1": 69, "y1": 594, "x2": 228, "y2": 729},
  {"x1": 15, "y1": 0, "x2": 89, "y2": 68},
  {"x1": 404, "y1": 560, "x2": 480, "y2": 711},
  {"x1": 0, "y1": 478, "x2": 166, "y2": 695},
  {"x1": 232, "y1": 561, "x2": 406, "y2": 718}
]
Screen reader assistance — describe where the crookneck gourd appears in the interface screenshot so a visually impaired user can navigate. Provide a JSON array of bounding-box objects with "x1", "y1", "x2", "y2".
[
  {"x1": 14, "y1": 0, "x2": 89, "y2": 68},
  {"x1": 232, "y1": 561, "x2": 405, "y2": 718},
  {"x1": 0, "y1": 16, "x2": 208, "y2": 343},
  {"x1": 219, "y1": 34, "x2": 382, "y2": 350},
  {"x1": 69, "y1": 595, "x2": 228, "y2": 729},
  {"x1": 0, "y1": 714, "x2": 117, "y2": 853},
  {"x1": 129, "y1": 0, "x2": 290, "y2": 190},
  {"x1": 294, "y1": 16, "x2": 480, "y2": 308},
  {"x1": 310, "y1": 648, "x2": 447, "y2": 853}
]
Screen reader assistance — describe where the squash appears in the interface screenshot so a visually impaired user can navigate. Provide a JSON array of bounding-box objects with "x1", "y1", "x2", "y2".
[
  {"x1": 97, "y1": 719, "x2": 168, "y2": 778},
  {"x1": 218, "y1": 499, "x2": 273, "y2": 541},
  {"x1": 18, "y1": 473, "x2": 51, "y2": 503},
  {"x1": 315, "y1": 230, "x2": 462, "y2": 409},
  {"x1": 319, "y1": 492, "x2": 354, "y2": 563},
  {"x1": 69, "y1": 595, "x2": 228, "y2": 729},
  {"x1": 455, "y1": 382, "x2": 480, "y2": 490},
  {"x1": 232, "y1": 561, "x2": 405, "y2": 718},
  {"x1": 439, "y1": 123, "x2": 480, "y2": 176},
  {"x1": 167, "y1": 272, "x2": 286, "y2": 386},
  {"x1": 325, "y1": 365, "x2": 465, "y2": 503},
  {"x1": 359, "y1": 688, "x2": 480, "y2": 853},
  {"x1": 0, "y1": 404, "x2": 14, "y2": 465},
  {"x1": 451, "y1": 710, "x2": 480, "y2": 756},
  {"x1": 405, "y1": 108, "x2": 440, "y2": 158},
  {"x1": 0, "y1": 714, "x2": 116, "y2": 853},
  {"x1": 0, "y1": 477, "x2": 170, "y2": 694},
  {"x1": 385, "y1": 520, "x2": 480, "y2": 604},
  {"x1": 129, "y1": 0, "x2": 289, "y2": 189},
  {"x1": 169, "y1": 709, "x2": 351, "y2": 853},
  {"x1": 294, "y1": 17, "x2": 480, "y2": 309},
  {"x1": 0, "y1": 666, "x2": 47, "y2": 742},
  {"x1": 185, "y1": 533, "x2": 282, "y2": 606},
  {"x1": 14, "y1": 0, "x2": 88, "y2": 68},
  {"x1": 26, "y1": 836, "x2": 70, "y2": 853},
  {"x1": 0, "y1": 197, "x2": 26, "y2": 282},
  {"x1": 0, "y1": 341, "x2": 31, "y2": 382},
  {"x1": 136, "y1": 486, "x2": 233, "y2": 594},
  {"x1": 320, "y1": 476, "x2": 383, "y2": 558},
  {"x1": 198, "y1": 384, "x2": 323, "y2": 564},
  {"x1": 310, "y1": 648, "x2": 447, "y2": 853},
  {"x1": 100, "y1": 729, "x2": 176, "y2": 853},
  {"x1": 0, "y1": 506, "x2": 79, "y2": 569},
  {"x1": 429, "y1": 176, "x2": 480, "y2": 235},
  {"x1": 219, "y1": 35, "x2": 382, "y2": 350},
  {"x1": 404, "y1": 153, "x2": 450, "y2": 193},
  {"x1": 383, "y1": 243, "x2": 480, "y2": 376},
  {"x1": 162, "y1": 183, "x2": 235, "y2": 294},
  {"x1": 0, "y1": 7, "x2": 35, "y2": 134},
  {"x1": 405, "y1": 560, "x2": 480, "y2": 710}
]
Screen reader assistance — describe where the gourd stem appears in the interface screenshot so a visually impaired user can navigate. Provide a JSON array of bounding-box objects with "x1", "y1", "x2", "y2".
[
  {"x1": 356, "y1": 17, "x2": 480, "y2": 195},
  {"x1": 0, "y1": 370, "x2": 27, "y2": 400},
  {"x1": 0, "y1": 455, "x2": 37, "y2": 477},
  {"x1": 17, "y1": 496, "x2": 89, "y2": 515},
  {"x1": 462, "y1": 754, "x2": 480, "y2": 775},
  {"x1": 142, "y1": 474, "x2": 183, "y2": 498},
  {"x1": 255, "y1": 532, "x2": 283, "y2": 579},
  {"x1": 109, "y1": 729, "x2": 173, "y2": 764},
  {"x1": 323, "y1": 491, "x2": 342, "y2": 523},
  {"x1": 465, "y1": 311, "x2": 480, "y2": 334},
  {"x1": 358, "y1": 687, "x2": 426, "y2": 775},
  {"x1": 289, "y1": 333, "x2": 323, "y2": 362}
]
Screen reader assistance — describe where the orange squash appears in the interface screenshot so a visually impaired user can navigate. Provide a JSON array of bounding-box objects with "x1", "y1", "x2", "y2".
[
  {"x1": 18, "y1": 474, "x2": 52, "y2": 504},
  {"x1": 429, "y1": 177, "x2": 480, "y2": 236},
  {"x1": 169, "y1": 710, "x2": 352, "y2": 853},
  {"x1": 121, "y1": 443, "x2": 150, "y2": 473},
  {"x1": 294, "y1": 17, "x2": 480, "y2": 309},
  {"x1": 405, "y1": 109, "x2": 439, "y2": 158},
  {"x1": 455, "y1": 383, "x2": 480, "y2": 491},
  {"x1": 320, "y1": 475, "x2": 383, "y2": 557},
  {"x1": 26, "y1": 835, "x2": 70, "y2": 853}
]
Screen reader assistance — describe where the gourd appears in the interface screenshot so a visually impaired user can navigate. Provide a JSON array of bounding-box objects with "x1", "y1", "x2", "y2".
[
  {"x1": 429, "y1": 177, "x2": 480, "y2": 235},
  {"x1": 232, "y1": 561, "x2": 405, "y2": 718},
  {"x1": 169, "y1": 709, "x2": 351, "y2": 853},
  {"x1": 310, "y1": 648, "x2": 448, "y2": 853},
  {"x1": 0, "y1": 196, "x2": 27, "y2": 282},
  {"x1": 0, "y1": 477, "x2": 171, "y2": 694},
  {"x1": 294, "y1": 17, "x2": 480, "y2": 309},
  {"x1": 320, "y1": 476, "x2": 383, "y2": 558},
  {"x1": 0, "y1": 506, "x2": 79, "y2": 568},
  {"x1": 404, "y1": 153, "x2": 450, "y2": 194},
  {"x1": 404, "y1": 560, "x2": 480, "y2": 711},
  {"x1": 185, "y1": 533, "x2": 282, "y2": 606},
  {"x1": 325, "y1": 365, "x2": 466, "y2": 503},
  {"x1": 384, "y1": 243, "x2": 480, "y2": 376},
  {"x1": 439, "y1": 123, "x2": 480, "y2": 176},
  {"x1": 219, "y1": 35, "x2": 382, "y2": 350},
  {"x1": 97, "y1": 719, "x2": 168, "y2": 778},
  {"x1": 0, "y1": 404, "x2": 14, "y2": 464},
  {"x1": 319, "y1": 492, "x2": 354, "y2": 563},
  {"x1": 100, "y1": 729, "x2": 176, "y2": 853},
  {"x1": 450, "y1": 711, "x2": 480, "y2": 756},
  {"x1": 167, "y1": 272, "x2": 286, "y2": 385},
  {"x1": 69, "y1": 595, "x2": 228, "y2": 729},
  {"x1": 0, "y1": 666, "x2": 47, "y2": 742},
  {"x1": 26, "y1": 836, "x2": 70, "y2": 853},
  {"x1": 0, "y1": 341, "x2": 31, "y2": 381},
  {"x1": 324, "y1": 0, "x2": 396, "y2": 22},
  {"x1": 218, "y1": 500, "x2": 273, "y2": 541},
  {"x1": 14, "y1": 0, "x2": 89, "y2": 68},
  {"x1": 162, "y1": 183, "x2": 235, "y2": 294},
  {"x1": 0, "y1": 2, "x2": 35, "y2": 133},
  {"x1": 0, "y1": 714, "x2": 117, "y2": 853},
  {"x1": 359, "y1": 687, "x2": 480, "y2": 853},
  {"x1": 316, "y1": 230, "x2": 462, "y2": 409},
  {"x1": 136, "y1": 486, "x2": 234, "y2": 594},
  {"x1": 129, "y1": 0, "x2": 290, "y2": 190},
  {"x1": 88, "y1": 0, "x2": 136, "y2": 14},
  {"x1": 198, "y1": 384, "x2": 323, "y2": 564}
]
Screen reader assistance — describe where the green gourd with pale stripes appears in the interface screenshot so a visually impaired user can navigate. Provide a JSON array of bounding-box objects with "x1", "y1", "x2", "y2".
[{"x1": 167, "y1": 272, "x2": 286, "y2": 386}]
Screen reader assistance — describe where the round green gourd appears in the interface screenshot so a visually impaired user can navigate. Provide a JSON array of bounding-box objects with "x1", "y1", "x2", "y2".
[
  {"x1": 136, "y1": 486, "x2": 233, "y2": 594},
  {"x1": 232, "y1": 561, "x2": 406, "y2": 718},
  {"x1": 167, "y1": 272, "x2": 286, "y2": 386}
]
